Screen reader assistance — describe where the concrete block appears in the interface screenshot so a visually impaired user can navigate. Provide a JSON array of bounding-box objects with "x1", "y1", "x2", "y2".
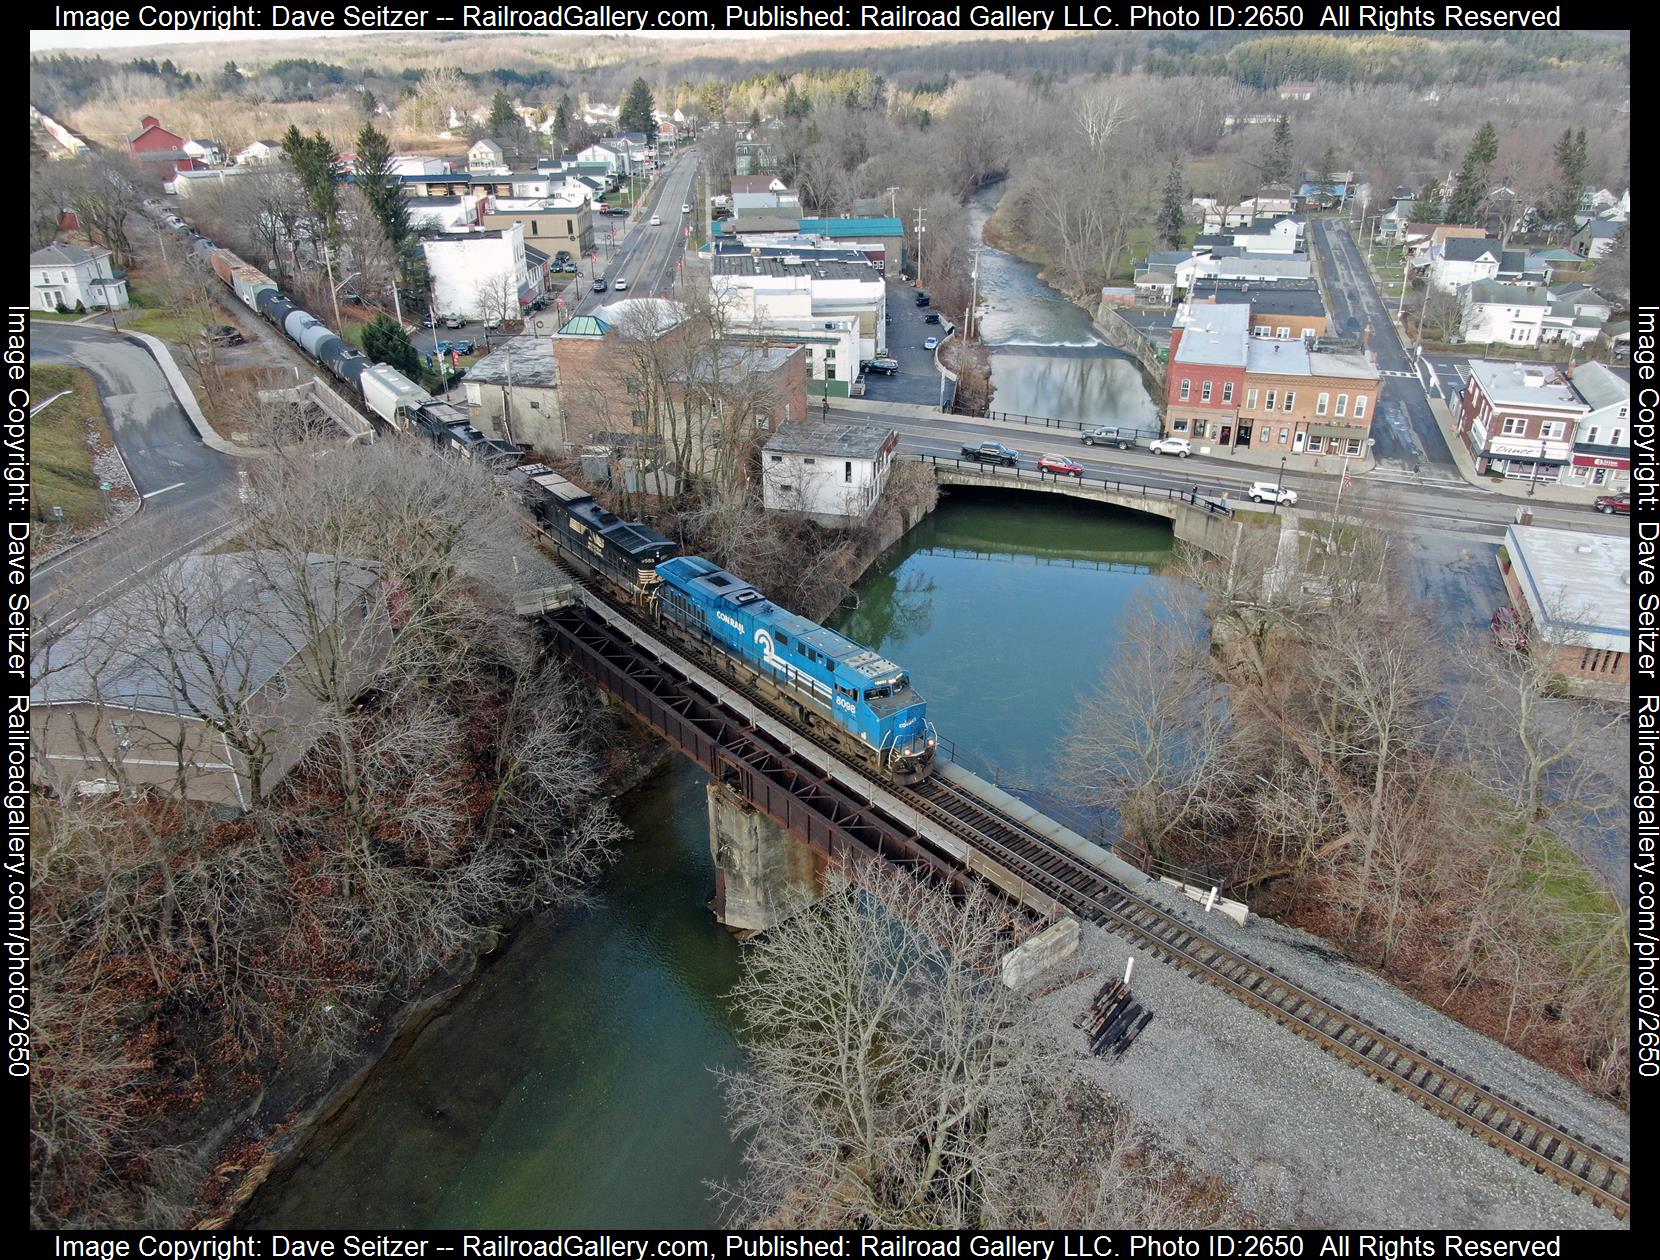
[
  {"x1": 1001, "y1": 916, "x2": 1081, "y2": 990},
  {"x1": 707, "y1": 781, "x2": 825, "y2": 933}
]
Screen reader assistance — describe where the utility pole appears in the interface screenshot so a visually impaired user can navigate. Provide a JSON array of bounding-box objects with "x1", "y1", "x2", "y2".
[
  {"x1": 916, "y1": 205, "x2": 929, "y2": 287},
  {"x1": 966, "y1": 241, "x2": 982, "y2": 341},
  {"x1": 885, "y1": 185, "x2": 899, "y2": 219},
  {"x1": 323, "y1": 241, "x2": 343, "y2": 333},
  {"x1": 389, "y1": 278, "x2": 403, "y2": 326},
  {"x1": 502, "y1": 341, "x2": 517, "y2": 443}
]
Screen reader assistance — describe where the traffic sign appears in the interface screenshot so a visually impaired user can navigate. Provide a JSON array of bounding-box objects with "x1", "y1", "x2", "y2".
[{"x1": 99, "y1": 481, "x2": 112, "y2": 491}]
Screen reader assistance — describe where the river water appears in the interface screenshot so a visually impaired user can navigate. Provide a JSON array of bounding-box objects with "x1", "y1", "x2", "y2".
[
  {"x1": 968, "y1": 184, "x2": 1160, "y2": 433},
  {"x1": 245, "y1": 188, "x2": 1170, "y2": 1229}
]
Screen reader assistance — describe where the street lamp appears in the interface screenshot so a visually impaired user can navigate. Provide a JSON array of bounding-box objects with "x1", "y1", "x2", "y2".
[{"x1": 1274, "y1": 454, "x2": 1288, "y2": 513}]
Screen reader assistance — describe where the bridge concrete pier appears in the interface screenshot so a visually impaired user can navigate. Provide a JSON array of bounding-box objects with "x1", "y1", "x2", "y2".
[{"x1": 707, "y1": 780, "x2": 828, "y2": 933}]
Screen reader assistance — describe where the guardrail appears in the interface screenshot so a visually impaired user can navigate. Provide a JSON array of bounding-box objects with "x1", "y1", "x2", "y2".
[
  {"x1": 914, "y1": 453, "x2": 1233, "y2": 516},
  {"x1": 951, "y1": 406, "x2": 1161, "y2": 440}
]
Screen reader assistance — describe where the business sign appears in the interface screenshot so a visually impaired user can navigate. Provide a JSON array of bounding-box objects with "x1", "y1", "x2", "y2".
[
  {"x1": 1489, "y1": 438, "x2": 1567, "y2": 459},
  {"x1": 1572, "y1": 453, "x2": 1630, "y2": 469}
]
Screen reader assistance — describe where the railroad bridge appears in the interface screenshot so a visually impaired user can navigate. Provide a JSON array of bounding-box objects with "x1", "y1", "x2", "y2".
[{"x1": 540, "y1": 580, "x2": 1632, "y2": 1216}]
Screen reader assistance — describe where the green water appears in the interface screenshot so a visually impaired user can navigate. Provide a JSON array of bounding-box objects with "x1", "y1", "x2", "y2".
[
  {"x1": 244, "y1": 491, "x2": 1172, "y2": 1228},
  {"x1": 835, "y1": 489, "x2": 1176, "y2": 788}
]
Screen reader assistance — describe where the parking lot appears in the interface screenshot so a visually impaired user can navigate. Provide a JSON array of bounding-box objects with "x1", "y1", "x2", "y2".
[{"x1": 858, "y1": 278, "x2": 953, "y2": 408}]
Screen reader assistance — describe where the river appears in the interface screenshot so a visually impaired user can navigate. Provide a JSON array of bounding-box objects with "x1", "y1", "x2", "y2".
[
  {"x1": 244, "y1": 188, "x2": 1172, "y2": 1228},
  {"x1": 967, "y1": 183, "x2": 1159, "y2": 433}
]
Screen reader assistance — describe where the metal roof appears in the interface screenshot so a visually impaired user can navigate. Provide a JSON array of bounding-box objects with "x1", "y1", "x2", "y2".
[{"x1": 765, "y1": 420, "x2": 895, "y2": 459}]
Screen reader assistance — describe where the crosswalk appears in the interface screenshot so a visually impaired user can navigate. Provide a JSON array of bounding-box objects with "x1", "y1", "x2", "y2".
[{"x1": 1379, "y1": 369, "x2": 1418, "y2": 378}]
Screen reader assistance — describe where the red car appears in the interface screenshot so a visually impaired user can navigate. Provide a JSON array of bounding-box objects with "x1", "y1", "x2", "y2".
[
  {"x1": 1038, "y1": 453, "x2": 1085, "y2": 478},
  {"x1": 1594, "y1": 492, "x2": 1630, "y2": 515}
]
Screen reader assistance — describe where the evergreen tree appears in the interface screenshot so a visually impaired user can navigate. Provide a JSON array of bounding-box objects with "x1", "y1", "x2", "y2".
[
  {"x1": 361, "y1": 313, "x2": 421, "y2": 377},
  {"x1": 355, "y1": 123, "x2": 408, "y2": 255},
  {"x1": 282, "y1": 125, "x2": 341, "y2": 246},
  {"x1": 749, "y1": 107, "x2": 762, "y2": 131},
  {"x1": 1546, "y1": 127, "x2": 1588, "y2": 237},
  {"x1": 619, "y1": 77, "x2": 657, "y2": 140},
  {"x1": 782, "y1": 83, "x2": 810, "y2": 120},
  {"x1": 218, "y1": 60, "x2": 241, "y2": 93},
  {"x1": 1157, "y1": 159, "x2": 1187, "y2": 249},
  {"x1": 1414, "y1": 176, "x2": 1444, "y2": 224},
  {"x1": 1263, "y1": 113, "x2": 1293, "y2": 186},
  {"x1": 553, "y1": 94, "x2": 573, "y2": 150},
  {"x1": 487, "y1": 88, "x2": 518, "y2": 140},
  {"x1": 1447, "y1": 121, "x2": 1499, "y2": 225}
]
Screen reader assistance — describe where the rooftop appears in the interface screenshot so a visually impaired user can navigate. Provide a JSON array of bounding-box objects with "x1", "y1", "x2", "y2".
[
  {"x1": 1504, "y1": 524, "x2": 1630, "y2": 652},
  {"x1": 764, "y1": 420, "x2": 895, "y2": 459},
  {"x1": 1245, "y1": 337, "x2": 1311, "y2": 374},
  {"x1": 1467, "y1": 281, "x2": 1549, "y2": 306},
  {"x1": 1440, "y1": 237, "x2": 1503, "y2": 262},
  {"x1": 1174, "y1": 303, "x2": 1251, "y2": 368},
  {"x1": 1189, "y1": 280, "x2": 1326, "y2": 318},
  {"x1": 1197, "y1": 255, "x2": 1313, "y2": 280},
  {"x1": 1570, "y1": 362, "x2": 1629, "y2": 410},
  {"x1": 1467, "y1": 360, "x2": 1584, "y2": 409},
  {"x1": 465, "y1": 334, "x2": 557, "y2": 388},
  {"x1": 1306, "y1": 351, "x2": 1381, "y2": 380},
  {"x1": 798, "y1": 216, "x2": 904, "y2": 237},
  {"x1": 713, "y1": 255, "x2": 880, "y2": 282},
  {"x1": 31, "y1": 242, "x2": 111, "y2": 267}
]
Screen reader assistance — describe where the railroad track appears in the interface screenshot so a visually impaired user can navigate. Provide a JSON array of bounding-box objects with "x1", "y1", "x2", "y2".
[
  {"x1": 896, "y1": 776, "x2": 1631, "y2": 1219},
  {"x1": 542, "y1": 548, "x2": 1630, "y2": 1218}
]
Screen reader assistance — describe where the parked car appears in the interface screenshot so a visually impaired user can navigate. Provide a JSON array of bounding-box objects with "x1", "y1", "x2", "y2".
[
  {"x1": 201, "y1": 325, "x2": 244, "y2": 347},
  {"x1": 915, "y1": 292, "x2": 930, "y2": 307},
  {"x1": 1248, "y1": 482, "x2": 1299, "y2": 506},
  {"x1": 961, "y1": 441, "x2": 1020, "y2": 467},
  {"x1": 1081, "y1": 426, "x2": 1136, "y2": 450},
  {"x1": 482, "y1": 317, "x2": 502, "y2": 330},
  {"x1": 924, "y1": 312, "x2": 941, "y2": 324},
  {"x1": 592, "y1": 279, "x2": 609, "y2": 293},
  {"x1": 1595, "y1": 492, "x2": 1631, "y2": 515},
  {"x1": 1149, "y1": 437, "x2": 1193, "y2": 458},
  {"x1": 681, "y1": 202, "x2": 692, "y2": 213},
  {"x1": 924, "y1": 336, "x2": 939, "y2": 350},
  {"x1": 613, "y1": 277, "x2": 629, "y2": 291},
  {"x1": 441, "y1": 315, "x2": 464, "y2": 329},
  {"x1": 421, "y1": 313, "x2": 438, "y2": 328},
  {"x1": 864, "y1": 358, "x2": 899, "y2": 375},
  {"x1": 435, "y1": 339, "x2": 475, "y2": 356},
  {"x1": 649, "y1": 215, "x2": 662, "y2": 226},
  {"x1": 1038, "y1": 454, "x2": 1085, "y2": 478}
]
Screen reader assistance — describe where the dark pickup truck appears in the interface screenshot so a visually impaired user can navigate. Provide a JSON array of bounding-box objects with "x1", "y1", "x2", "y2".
[
  {"x1": 1081, "y1": 426, "x2": 1138, "y2": 450},
  {"x1": 961, "y1": 441, "x2": 1020, "y2": 467}
]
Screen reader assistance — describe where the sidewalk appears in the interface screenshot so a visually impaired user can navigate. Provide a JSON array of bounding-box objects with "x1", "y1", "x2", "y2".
[{"x1": 1423, "y1": 396, "x2": 1602, "y2": 504}]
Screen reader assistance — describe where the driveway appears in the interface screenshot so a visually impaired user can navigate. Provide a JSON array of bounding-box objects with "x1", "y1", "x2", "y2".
[{"x1": 31, "y1": 321, "x2": 239, "y2": 615}]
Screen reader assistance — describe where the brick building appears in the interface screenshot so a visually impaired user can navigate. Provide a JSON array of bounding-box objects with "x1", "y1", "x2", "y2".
[
  {"x1": 1497, "y1": 525, "x2": 1629, "y2": 699},
  {"x1": 1166, "y1": 304, "x2": 1380, "y2": 463},
  {"x1": 1455, "y1": 361, "x2": 1584, "y2": 485}
]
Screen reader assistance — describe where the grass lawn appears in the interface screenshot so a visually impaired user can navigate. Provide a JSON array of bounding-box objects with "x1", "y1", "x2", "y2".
[
  {"x1": 30, "y1": 364, "x2": 114, "y2": 528},
  {"x1": 120, "y1": 272, "x2": 209, "y2": 343},
  {"x1": 1113, "y1": 226, "x2": 1198, "y2": 284},
  {"x1": 29, "y1": 309, "x2": 88, "y2": 322}
]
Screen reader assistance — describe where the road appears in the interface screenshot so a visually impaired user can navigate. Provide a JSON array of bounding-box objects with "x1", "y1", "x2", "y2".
[
  {"x1": 569, "y1": 150, "x2": 703, "y2": 316},
  {"x1": 829, "y1": 405, "x2": 1629, "y2": 544},
  {"x1": 31, "y1": 322, "x2": 239, "y2": 618},
  {"x1": 1308, "y1": 217, "x2": 1456, "y2": 474}
]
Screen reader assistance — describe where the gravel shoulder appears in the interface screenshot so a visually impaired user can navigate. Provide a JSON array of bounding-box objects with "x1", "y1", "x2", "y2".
[{"x1": 1024, "y1": 885, "x2": 1628, "y2": 1229}]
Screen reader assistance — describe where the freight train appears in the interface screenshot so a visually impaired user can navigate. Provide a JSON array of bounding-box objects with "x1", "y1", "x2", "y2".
[
  {"x1": 168, "y1": 218, "x2": 522, "y2": 462},
  {"x1": 166, "y1": 213, "x2": 936, "y2": 785},
  {"x1": 511, "y1": 465, "x2": 938, "y2": 784}
]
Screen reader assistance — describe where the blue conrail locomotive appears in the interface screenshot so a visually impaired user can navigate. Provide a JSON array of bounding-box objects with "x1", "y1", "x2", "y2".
[
  {"x1": 508, "y1": 467, "x2": 936, "y2": 784},
  {"x1": 654, "y1": 556, "x2": 937, "y2": 784}
]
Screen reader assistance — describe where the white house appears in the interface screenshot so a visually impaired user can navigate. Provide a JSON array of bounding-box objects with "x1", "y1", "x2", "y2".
[
  {"x1": 574, "y1": 141, "x2": 627, "y2": 176},
  {"x1": 467, "y1": 138, "x2": 504, "y2": 173},
  {"x1": 711, "y1": 254, "x2": 888, "y2": 359},
  {"x1": 1428, "y1": 236, "x2": 1503, "y2": 293},
  {"x1": 390, "y1": 155, "x2": 449, "y2": 177},
  {"x1": 421, "y1": 223, "x2": 530, "y2": 322},
  {"x1": 182, "y1": 138, "x2": 226, "y2": 166},
  {"x1": 1190, "y1": 253, "x2": 1313, "y2": 285},
  {"x1": 236, "y1": 139, "x2": 282, "y2": 166},
  {"x1": 1229, "y1": 217, "x2": 1303, "y2": 254},
  {"x1": 1571, "y1": 218, "x2": 1620, "y2": 259},
  {"x1": 1460, "y1": 281, "x2": 1548, "y2": 347},
  {"x1": 1566, "y1": 361, "x2": 1630, "y2": 492},
  {"x1": 30, "y1": 242, "x2": 128, "y2": 312},
  {"x1": 762, "y1": 421, "x2": 898, "y2": 527}
]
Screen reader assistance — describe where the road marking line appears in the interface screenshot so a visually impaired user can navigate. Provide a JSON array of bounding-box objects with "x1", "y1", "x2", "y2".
[{"x1": 142, "y1": 481, "x2": 186, "y2": 499}]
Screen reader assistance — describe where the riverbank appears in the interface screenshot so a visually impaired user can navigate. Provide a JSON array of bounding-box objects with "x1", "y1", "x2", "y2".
[{"x1": 222, "y1": 727, "x2": 675, "y2": 1227}]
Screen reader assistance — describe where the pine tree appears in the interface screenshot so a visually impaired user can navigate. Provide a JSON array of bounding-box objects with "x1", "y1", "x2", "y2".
[
  {"x1": 620, "y1": 77, "x2": 657, "y2": 140},
  {"x1": 282, "y1": 125, "x2": 340, "y2": 246},
  {"x1": 553, "y1": 94, "x2": 572, "y2": 150},
  {"x1": 1414, "y1": 177, "x2": 1444, "y2": 224},
  {"x1": 355, "y1": 123, "x2": 408, "y2": 255},
  {"x1": 1447, "y1": 121, "x2": 1499, "y2": 225},
  {"x1": 218, "y1": 60, "x2": 241, "y2": 94},
  {"x1": 487, "y1": 89, "x2": 518, "y2": 140},
  {"x1": 1546, "y1": 127, "x2": 1588, "y2": 238},
  {"x1": 1157, "y1": 159, "x2": 1187, "y2": 249},
  {"x1": 1263, "y1": 114, "x2": 1293, "y2": 186},
  {"x1": 361, "y1": 313, "x2": 421, "y2": 377},
  {"x1": 782, "y1": 83, "x2": 810, "y2": 120}
]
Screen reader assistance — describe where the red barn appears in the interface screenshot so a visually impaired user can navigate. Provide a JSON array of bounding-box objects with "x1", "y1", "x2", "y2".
[{"x1": 126, "y1": 116, "x2": 202, "y2": 175}]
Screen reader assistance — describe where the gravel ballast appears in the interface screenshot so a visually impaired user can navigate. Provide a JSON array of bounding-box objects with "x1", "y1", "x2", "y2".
[{"x1": 1025, "y1": 892, "x2": 1628, "y2": 1229}]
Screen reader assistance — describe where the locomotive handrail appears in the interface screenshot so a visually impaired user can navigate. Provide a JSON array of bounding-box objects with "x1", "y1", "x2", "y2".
[{"x1": 913, "y1": 453, "x2": 1233, "y2": 516}]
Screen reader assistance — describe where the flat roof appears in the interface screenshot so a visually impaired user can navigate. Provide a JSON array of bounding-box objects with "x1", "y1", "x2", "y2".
[
  {"x1": 713, "y1": 255, "x2": 880, "y2": 281},
  {"x1": 1505, "y1": 525, "x2": 1630, "y2": 651},
  {"x1": 1191, "y1": 284, "x2": 1326, "y2": 318},
  {"x1": 465, "y1": 335, "x2": 557, "y2": 387},
  {"x1": 1173, "y1": 304, "x2": 1250, "y2": 367},
  {"x1": 764, "y1": 420, "x2": 895, "y2": 459},
  {"x1": 1468, "y1": 360, "x2": 1584, "y2": 409},
  {"x1": 1246, "y1": 337, "x2": 1311, "y2": 374}
]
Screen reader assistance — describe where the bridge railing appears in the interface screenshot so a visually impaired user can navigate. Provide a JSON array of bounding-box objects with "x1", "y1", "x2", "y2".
[
  {"x1": 948, "y1": 406, "x2": 1162, "y2": 440},
  {"x1": 913, "y1": 453, "x2": 1234, "y2": 516}
]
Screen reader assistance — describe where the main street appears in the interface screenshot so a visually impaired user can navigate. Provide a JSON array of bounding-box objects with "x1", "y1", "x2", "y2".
[
  {"x1": 31, "y1": 322, "x2": 239, "y2": 618},
  {"x1": 829, "y1": 404, "x2": 1628, "y2": 543},
  {"x1": 568, "y1": 149, "x2": 702, "y2": 318},
  {"x1": 1308, "y1": 217, "x2": 1457, "y2": 475}
]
